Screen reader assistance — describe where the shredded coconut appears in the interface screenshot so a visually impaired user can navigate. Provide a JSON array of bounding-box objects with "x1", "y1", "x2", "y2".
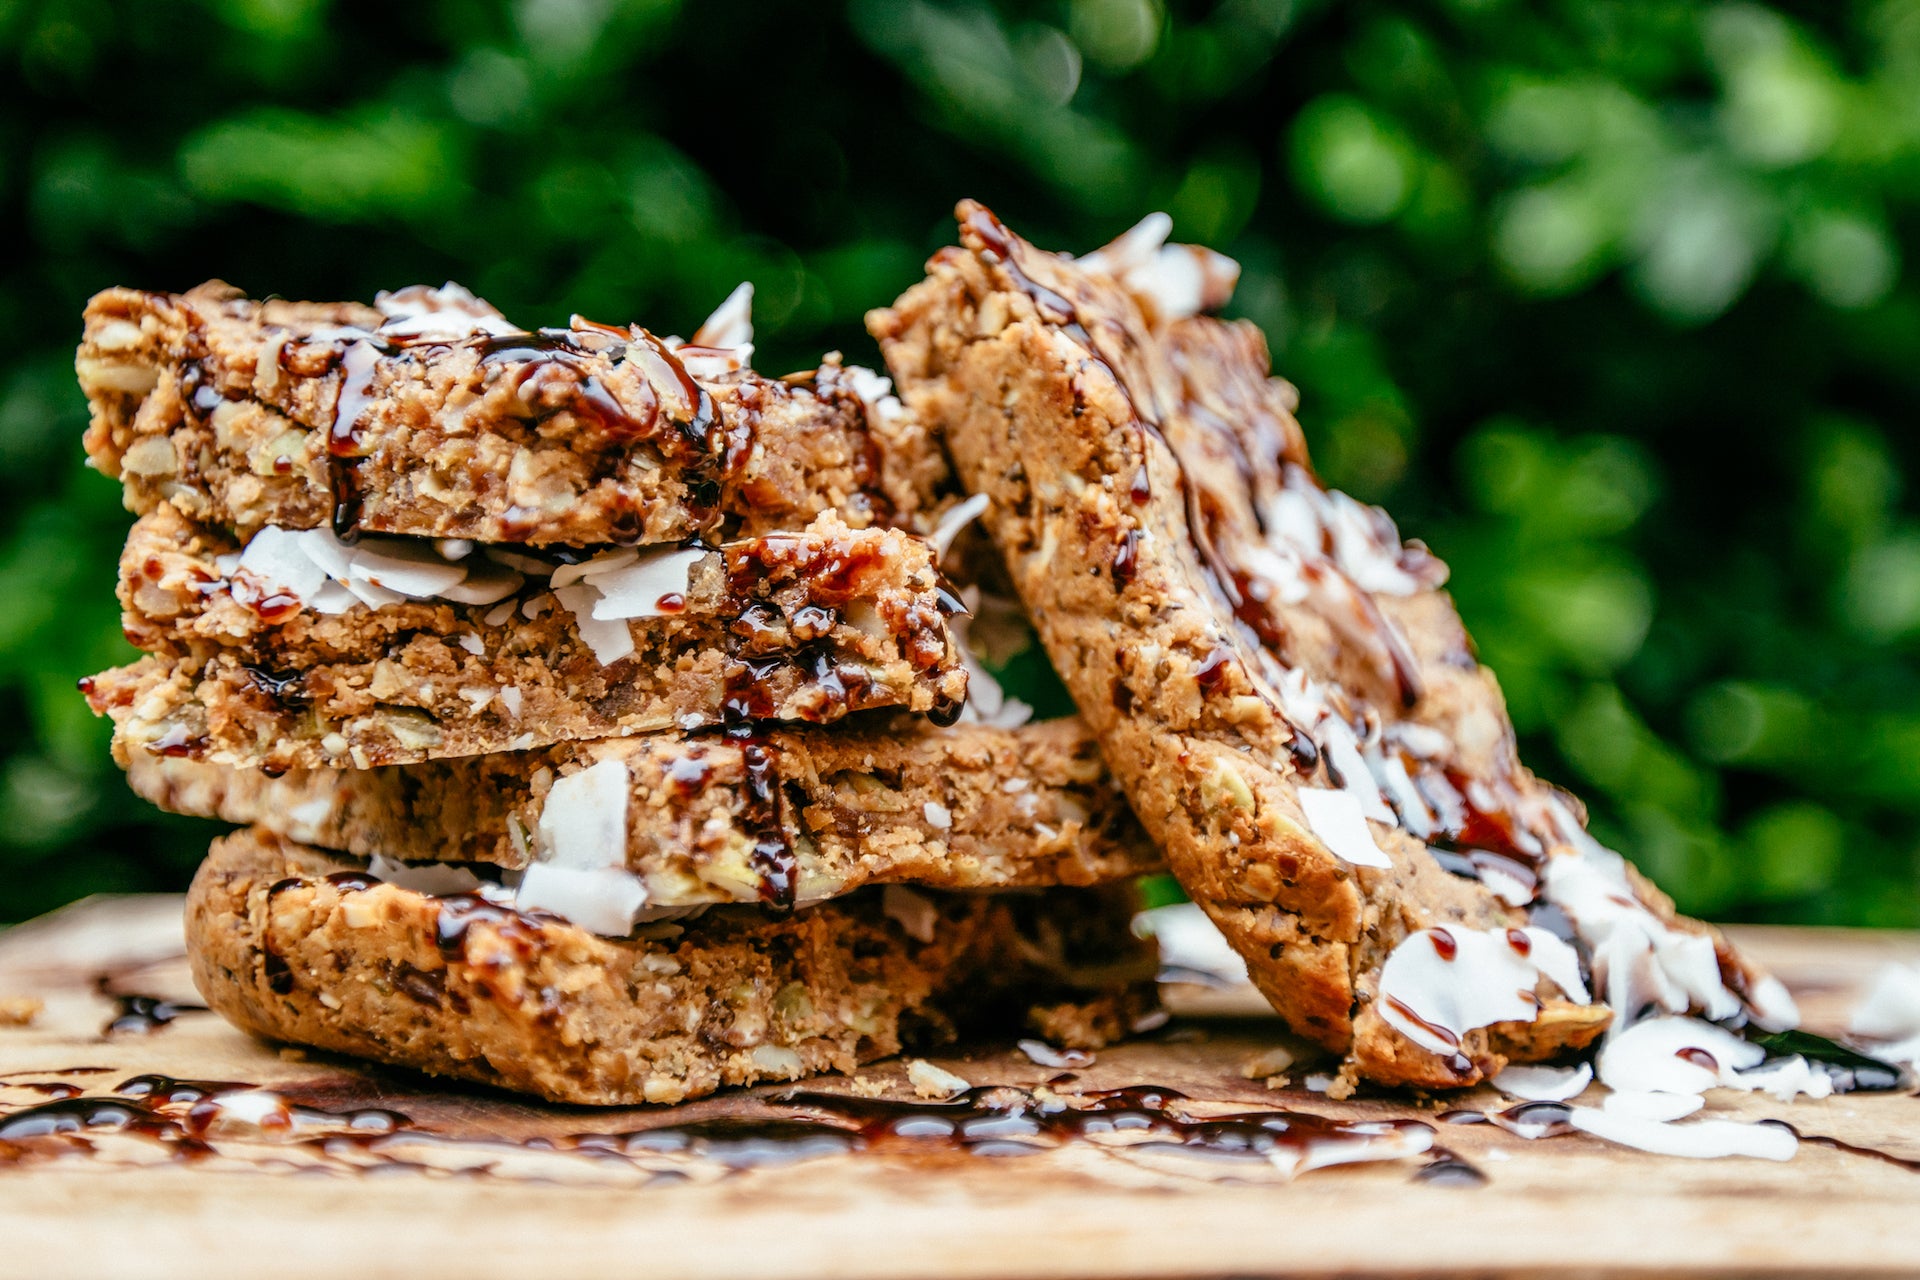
[
  {"x1": 927, "y1": 493, "x2": 989, "y2": 564},
  {"x1": 1848, "y1": 962, "x2": 1920, "y2": 1066},
  {"x1": 882, "y1": 885, "x2": 939, "y2": 944},
  {"x1": 1295, "y1": 787, "x2": 1393, "y2": 869},
  {"x1": 1376, "y1": 926, "x2": 1589, "y2": 1057},
  {"x1": 1493, "y1": 1062, "x2": 1592, "y2": 1102},
  {"x1": 534, "y1": 758, "x2": 631, "y2": 871}
]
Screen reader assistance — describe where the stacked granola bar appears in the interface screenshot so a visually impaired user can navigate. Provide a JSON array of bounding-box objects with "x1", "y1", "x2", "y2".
[{"x1": 79, "y1": 281, "x2": 1159, "y2": 1104}]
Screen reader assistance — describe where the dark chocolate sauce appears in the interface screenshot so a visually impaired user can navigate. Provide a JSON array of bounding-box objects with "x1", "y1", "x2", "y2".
[
  {"x1": 737, "y1": 737, "x2": 797, "y2": 910},
  {"x1": 263, "y1": 948, "x2": 293, "y2": 995},
  {"x1": 770, "y1": 1083, "x2": 1433, "y2": 1171},
  {"x1": 228, "y1": 570, "x2": 302, "y2": 625},
  {"x1": 150, "y1": 722, "x2": 211, "y2": 758},
  {"x1": 1762, "y1": 1121, "x2": 1920, "y2": 1173},
  {"x1": 1194, "y1": 647, "x2": 1233, "y2": 697},
  {"x1": 0, "y1": 1061, "x2": 1434, "y2": 1184},
  {"x1": 1413, "y1": 1147, "x2": 1488, "y2": 1187},
  {"x1": 432, "y1": 895, "x2": 554, "y2": 962},
  {"x1": 1111, "y1": 527, "x2": 1141, "y2": 590},
  {"x1": 1747, "y1": 1030, "x2": 1908, "y2": 1094},
  {"x1": 328, "y1": 339, "x2": 383, "y2": 539},
  {"x1": 1, "y1": 1082, "x2": 82, "y2": 1099},
  {"x1": 1489, "y1": 1100, "x2": 1574, "y2": 1140},
  {"x1": 102, "y1": 993, "x2": 207, "y2": 1037}
]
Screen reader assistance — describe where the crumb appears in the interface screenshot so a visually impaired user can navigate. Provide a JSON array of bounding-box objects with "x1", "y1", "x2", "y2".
[
  {"x1": 0, "y1": 996, "x2": 43, "y2": 1027},
  {"x1": 1325, "y1": 1063, "x2": 1360, "y2": 1101},
  {"x1": 1263, "y1": 1074, "x2": 1291, "y2": 1090},
  {"x1": 907, "y1": 1059, "x2": 971, "y2": 1099},
  {"x1": 848, "y1": 1076, "x2": 886, "y2": 1098},
  {"x1": 1238, "y1": 1046, "x2": 1296, "y2": 1079}
]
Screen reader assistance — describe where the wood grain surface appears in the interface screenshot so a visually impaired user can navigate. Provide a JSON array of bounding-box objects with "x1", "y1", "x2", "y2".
[{"x1": 0, "y1": 895, "x2": 1915, "y2": 1280}]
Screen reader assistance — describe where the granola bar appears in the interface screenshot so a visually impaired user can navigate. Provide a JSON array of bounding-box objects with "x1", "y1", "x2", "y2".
[
  {"x1": 132, "y1": 717, "x2": 1160, "y2": 911},
  {"x1": 79, "y1": 281, "x2": 946, "y2": 547},
  {"x1": 88, "y1": 505, "x2": 967, "y2": 770},
  {"x1": 187, "y1": 825, "x2": 1157, "y2": 1105},
  {"x1": 872, "y1": 203, "x2": 1795, "y2": 1091}
]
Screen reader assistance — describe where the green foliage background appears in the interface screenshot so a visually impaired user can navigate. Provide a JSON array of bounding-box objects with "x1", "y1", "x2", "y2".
[{"x1": 2, "y1": 0, "x2": 1916, "y2": 927}]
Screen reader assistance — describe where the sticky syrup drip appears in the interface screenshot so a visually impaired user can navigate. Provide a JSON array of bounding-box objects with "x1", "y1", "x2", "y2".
[{"x1": 0, "y1": 1076, "x2": 1437, "y2": 1184}]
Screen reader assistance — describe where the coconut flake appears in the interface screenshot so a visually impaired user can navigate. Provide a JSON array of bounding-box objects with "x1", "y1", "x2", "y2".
[
  {"x1": 1077, "y1": 212, "x2": 1173, "y2": 275},
  {"x1": 344, "y1": 538, "x2": 471, "y2": 598},
  {"x1": 1075, "y1": 215, "x2": 1241, "y2": 323},
  {"x1": 368, "y1": 855, "x2": 484, "y2": 897},
  {"x1": 950, "y1": 603, "x2": 1032, "y2": 729},
  {"x1": 440, "y1": 563, "x2": 524, "y2": 606},
  {"x1": 553, "y1": 584, "x2": 635, "y2": 665},
  {"x1": 927, "y1": 493, "x2": 989, "y2": 565},
  {"x1": 1539, "y1": 847, "x2": 1787, "y2": 1035},
  {"x1": 342, "y1": 576, "x2": 406, "y2": 610},
  {"x1": 1377, "y1": 926, "x2": 1589, "y2": 1056},
  {"x1": 499, "y1": 687, "x2": 524, "y2": 718},
  {"x1": 690, "y1": 282, "x2": 754, "y2": 350},
  {"x1": 236, "y1": 527, "x2": 329, "y2": 600},
  {"x1": 1566, "y1": 1107, "x2": 1797, "y2": 1161},
  {"x1": 515, "y1": 864, "x2": 650, "y2": 937},
  {"x1": 922, "y1": 801, "x2": 952, "y2": 830},
  {"x1": 1848, "y1": 962, "x2": 1920, "y2": 1066},
  {"x1": 842, "y1": 365, "x2": 909, "y2": 427},
  {"x1": 1295, "y1": 787, "x2": 1393, "y2": 870},
  {"x1": 1493, "y1": 1062, "x2": 1592, "y2": 1102},
  {"x1": 587, "y1": 546, "x2": 708, "y2": 619},
  {"x1": 882, "y1": 885, "x2": 938, "y2": 944},
  {"x1": 1595, "y1": 1016, "x2": 1764, "y2": 1095},
  {"x1": 1318, "y1": 718, "x2": 1393, "y2": 823},
  {"x1": 1132, "y1": 902, "x2": 1249, "y2": 986},
  {"x1": 550, "y1": 547, "x2": 639, "y2": 591},
  {"x1": 1018, "y1": 1039, "x2": 1095, "y2": 1069},
  {"x1": 375, "y1": 282, "x2": 522, "y2": 341},
  {"x1": 534, "y1": 758, "x2": 630, "y2": 871}
]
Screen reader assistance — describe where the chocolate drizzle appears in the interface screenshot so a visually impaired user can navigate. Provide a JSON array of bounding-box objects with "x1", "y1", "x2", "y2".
[
  {"x1": 327, "y1": 339, "x2": 384, "y2": 540},
  {"x1": 0, "y1": 1073, "x2": 1435, "y2": 1184},
  {"x1": 737, "y1": 735, "x2": 798, "y2": 910}
]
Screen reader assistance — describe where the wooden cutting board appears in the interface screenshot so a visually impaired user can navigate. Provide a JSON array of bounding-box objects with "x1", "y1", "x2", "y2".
[{"x1": 0, "y1": 895, "x2": 1915, "y2": 1280}]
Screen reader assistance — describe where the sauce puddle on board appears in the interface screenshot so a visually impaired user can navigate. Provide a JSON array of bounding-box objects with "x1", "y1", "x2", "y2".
[{"x1": 0, "y1": 1072, "x2": 1438, "y2": 1187}]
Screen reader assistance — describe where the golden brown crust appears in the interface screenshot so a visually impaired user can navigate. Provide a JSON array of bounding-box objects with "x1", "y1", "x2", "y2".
[
  {"x1": 187, "y1": 827, "x2": 1157, "y2": 1105},
  {"x1": 133, "y1": 718, "x2": 1161, "y2": 905}
]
